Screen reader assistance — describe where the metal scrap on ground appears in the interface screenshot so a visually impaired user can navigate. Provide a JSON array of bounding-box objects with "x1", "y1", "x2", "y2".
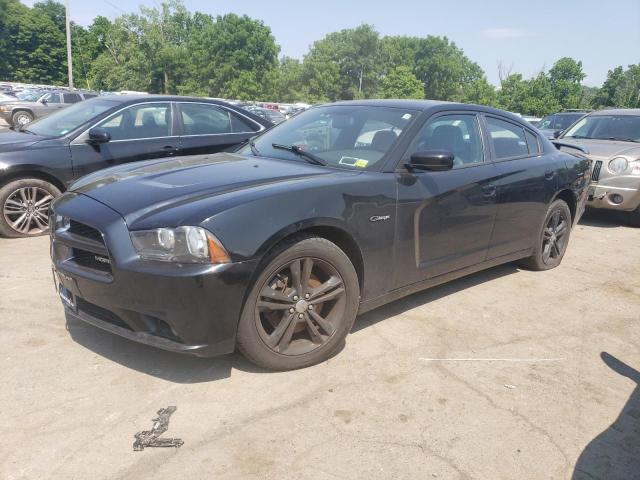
[{"x1": 133, "y1": 406, "x2": 184, "y2": 451}]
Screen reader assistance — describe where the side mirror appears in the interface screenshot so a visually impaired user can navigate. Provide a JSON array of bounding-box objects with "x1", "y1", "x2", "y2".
[
  {"x1": 552, "y1": 130, "x2": 562, "y2": 139},
  {"x1": 88, "y1": 127, "x2": 111, "y2": 144},
  {"x1": 39, "y1": 98, "x2": 47, "y2": 104},
  {"x1": 406, "y1": 150, "x2": 454, "y2": 171}
]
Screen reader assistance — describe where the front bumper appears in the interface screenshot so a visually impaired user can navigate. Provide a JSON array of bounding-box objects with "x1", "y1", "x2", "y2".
[
  {"x1": 587, "y1": 175, "x2": 640, "y2": 212},
  {"x1": 50, "y1": 192, "x2": 257, "y2": 357}
]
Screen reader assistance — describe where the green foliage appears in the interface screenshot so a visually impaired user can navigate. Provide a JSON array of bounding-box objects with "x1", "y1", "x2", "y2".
[
  {"x1": 594, "y1": 64, "x2": 640, "y2": 108},
  {"x1": 379, "y1": 66, "x2": 423, "y2": 99},
  {"x1": 548, "y1": 57, "x2": 586, "y2": 109},
  {"x1": 0, "y1": 0, "x2": 634, "y2": 116}
]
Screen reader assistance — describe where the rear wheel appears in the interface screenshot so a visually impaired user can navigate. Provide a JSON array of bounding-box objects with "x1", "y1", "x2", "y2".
[
  {"x1": 11, "y1": 110, "x2": 33, "y2": 127},
  {"x1": 237, "y1": 235, "x2": 360, "y2": 370},
  {"x1": 519, "y1": 199, "x2": 572, "y2": 271},
  {"x1": 0, "y1": 178, "x2": 61, "y2": 237}
]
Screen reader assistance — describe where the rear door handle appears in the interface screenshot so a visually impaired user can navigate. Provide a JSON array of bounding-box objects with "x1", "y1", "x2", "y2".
[
  {"x1": 482, "y1": 184, "x2": 497, "y2": 197},
  {"x1": 162, "y1": 145, "x2": 178, "y2": 155}
]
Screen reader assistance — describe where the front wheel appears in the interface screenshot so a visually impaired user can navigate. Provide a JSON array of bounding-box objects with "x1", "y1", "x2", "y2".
[
  {"x1": 11, "y1": 110, "x2": 33, "y2": 127},
  {"x1": 519, "y1": 199, "x2": 572, "y2": 271},
  {"x1": 0, "y1": 178, "x2": 61, "y2": 237},
  {"x1": 237, "y1": 235, "x2": 360, "y2": 371}
]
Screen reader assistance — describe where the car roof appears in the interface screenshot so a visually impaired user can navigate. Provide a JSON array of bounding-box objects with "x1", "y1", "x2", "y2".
[
  {"x1": 590, "y1": 108, "x2": 640, "y2": 116},
  {"x1": 328, "y1": 99, "x2": 528, "y2": 124}
]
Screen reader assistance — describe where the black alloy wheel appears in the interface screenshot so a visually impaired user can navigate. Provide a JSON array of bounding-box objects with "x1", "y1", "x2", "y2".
[
  {"x1": 255, "y1": 257, "x2": 346, "y2": 355},
  {"x1": 519, "y1": 199, "x2": 572, "y2": 271},
  {"x1": 237, "y1": 236, "x2": 360, "y2": 370}
]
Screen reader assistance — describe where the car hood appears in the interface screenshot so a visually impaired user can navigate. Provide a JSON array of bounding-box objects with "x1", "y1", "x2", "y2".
[
  {"x1": 72, "y1": 152, "x2": 333, "y2": 225},
  {"x1": 0, "y1": 130, "x2": 47, "y2": 150},
  {"x1": 559, "y1": 138, "x2": 640, "y2": 160}
]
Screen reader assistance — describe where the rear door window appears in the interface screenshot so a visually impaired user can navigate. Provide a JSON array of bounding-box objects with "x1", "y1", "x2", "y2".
[{"x1": 486, "y1": 117, "x2": 529, "y2": 159}]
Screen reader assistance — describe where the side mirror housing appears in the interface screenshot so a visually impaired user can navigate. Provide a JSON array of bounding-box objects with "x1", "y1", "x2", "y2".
[
  {"x1": 406, "y1": 150, "x2": 454, "y2": 171},
  {"x1": 553, "y1": 130, "x2": 562, "y2": 139},
  {"x1": 88, "y1": 127, "x2": 111, "y2": 144},
  {"x1": 39, "y1": 98, "x2": 47, "y2": 104}
]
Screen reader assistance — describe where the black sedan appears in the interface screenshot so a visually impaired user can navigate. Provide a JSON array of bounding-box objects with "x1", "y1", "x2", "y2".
[
  {"x1": 50, "y1": 100, "x2": 591, "y2": 370},
  {"x1": 0, "y1": 95, "x2": 271, "y2": 237}
]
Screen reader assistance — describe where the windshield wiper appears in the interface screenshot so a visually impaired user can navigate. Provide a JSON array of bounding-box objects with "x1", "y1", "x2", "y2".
[
  {"x1": 271, "y1": 143, "x2": 327, "y2": 166},
  {"x1": 606, "y1": 137, "x2": 640, "y2": 143}
]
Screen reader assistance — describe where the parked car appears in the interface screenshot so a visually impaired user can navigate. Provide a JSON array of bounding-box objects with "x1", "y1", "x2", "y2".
[
  {"x1": 0, "y1": 95, "x2": 272, "y2": 237},
  {"x1": 0, "y1": 90, "x2": 99, "y2": 127},
  {"x1": 245, "y1": 106, "x2": 287, "y2": 124},
  {"x1": 537, "y1": 111, "x2": 590, "y2": 139},
  {"x1": 559, "y1": 108, "x2": 640, "y2": 225},
  {"x1": 49, "y1": 100, "x2": 590, "y2": 370}
]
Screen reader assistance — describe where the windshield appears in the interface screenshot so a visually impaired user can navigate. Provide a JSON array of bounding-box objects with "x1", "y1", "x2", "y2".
[
  {"x1": 23, "y1": 98, "x2": 117, "y2": 137},
  {"x1": 241, "y1": 105, "x2": 417, "y2": 170},
  {"x1": 16, "y1": 91, "x2": 41, "y2": 102},
  {"x1": 563, "y1": 115, "x2": 640, "y2": 142},
  {"x1": 537, "y1": 113, "x2": 583, "y2": 131}
]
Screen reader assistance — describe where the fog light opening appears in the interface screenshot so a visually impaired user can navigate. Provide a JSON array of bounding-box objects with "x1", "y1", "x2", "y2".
[{"x1": 610, "y1": 193, "x2": 624, "y2": 205}]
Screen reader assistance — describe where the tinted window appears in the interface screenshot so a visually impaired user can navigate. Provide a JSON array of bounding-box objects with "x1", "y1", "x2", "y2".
[
  {"x1": 63, "y1": 93, "x2": 82, "y2": 103},
  {"x1": 487, "y1": 117, "x2": 529, "y2": 159},
  {"x1": 525, "y1": 130, "x2": 540, "y2": 154},
  {"x1": 563, "y1": 115, "x2": 640, "y2": 142},
  {"x1": 97, "y1": 103, "x2": 171, "y2": 140},
  {"x1": 230, "y1": 111, "x2": 260, "y2": 133},
  {"x1": 180, "y1": 103, "x2": 233, "y2": 135},
  {"x1": 83, "y1": 93, "x2": 98, "y2": 99},
  {"x1": 408, "y1": 114, "x2": 484, "y2": 167}
]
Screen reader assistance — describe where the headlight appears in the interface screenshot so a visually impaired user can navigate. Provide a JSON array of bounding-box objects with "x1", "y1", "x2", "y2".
[
  {"x1": 130, "y1": 226, "x2": 230, "y2": 264},
  {"x1": 54, "y1": 214, "x2": 70, "y2": 231},
  {"x1": 608, "y1": 157, "x2": 628, "y2": 174}
]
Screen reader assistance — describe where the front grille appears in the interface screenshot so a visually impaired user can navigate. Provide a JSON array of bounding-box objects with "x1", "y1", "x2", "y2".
[
  {"x1": 592, "y1": 160, "x2": 603, "y2": 182},
  {"x1": 72, "y1": 248, "x2": 112, "y2": 273},
  {"x1": 77, "y1": 298, "x2": 132, "y2": 331},
  {"x1": 53, "y1": 218, "x2": 113, "y2": 277},
  {"x1": 69, "y1": 220, "x2": 103, "y2": 244}
]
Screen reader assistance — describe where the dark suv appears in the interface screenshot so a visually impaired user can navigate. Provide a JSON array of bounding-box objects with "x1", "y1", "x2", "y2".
[{"x1": 0, "y1": 90, "x2": 99, "y2": 127}]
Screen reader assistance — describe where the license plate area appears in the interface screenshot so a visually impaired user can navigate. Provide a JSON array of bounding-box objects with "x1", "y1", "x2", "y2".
[{"x1": 52, "y1": 267, "x2": 77, "y2": 311}]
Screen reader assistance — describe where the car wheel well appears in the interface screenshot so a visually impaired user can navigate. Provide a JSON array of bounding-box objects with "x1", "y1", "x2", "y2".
[
  {"x1": 268, "y1": 226, "x2": 364, "y2": 292},
  {"x1": 554, "y1": 189, "x2": 576, "y2": 223},
  {"x1": 1, "y1": 171, "x2": 66, "y2": 193}
]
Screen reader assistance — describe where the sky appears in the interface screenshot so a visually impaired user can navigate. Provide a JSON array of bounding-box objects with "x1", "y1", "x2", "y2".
[{"x1": 23, "y1": 0, "x2": 640, "y2": 87}]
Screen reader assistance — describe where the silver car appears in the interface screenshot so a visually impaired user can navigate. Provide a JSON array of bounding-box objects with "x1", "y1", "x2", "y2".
[
  {"x1": 0, "y1": 90, "x2": 98, "y2": 127},
  {"x1": 560, "y1": 109, "x2": 640, "y2": 226}
]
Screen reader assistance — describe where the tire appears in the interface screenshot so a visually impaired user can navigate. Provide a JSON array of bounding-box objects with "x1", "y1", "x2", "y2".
[
  {"x1": 518, "y1": 199, "x2": 572, "y2": 271},
  {"x1": 237, "y1": 235, "x2": 360, "y2": 371},
  {"x1": 628, "y1": 206, "x2": 640, "y2": 228},
  {"x1": 0, "y1": 178, "x2": 61, "y2": 238},
  {"x1": 11, "y1": 110, "x2": 34, "y2": 127}
]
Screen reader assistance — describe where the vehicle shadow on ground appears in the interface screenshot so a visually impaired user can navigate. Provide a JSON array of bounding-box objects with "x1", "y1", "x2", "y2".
[
  {"x1": 572, "y1": 352, "x2": 640, "y2": 480},
  {"x1": 66, "y1": 315, "x2": 270, "y2": 383},
  {"x1": 578, "y1": 210, "x2": 630, "y2": 228},
  {"x1": 354, "y1": 263, "x2": 519, "y2": 332}
]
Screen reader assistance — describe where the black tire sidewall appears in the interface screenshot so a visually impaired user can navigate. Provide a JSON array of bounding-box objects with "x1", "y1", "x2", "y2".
[
  {"x1": 12, "y1": 110, "x2": 33, "y2": 126},
  {"x1": 0, "y1": 178, "x2": 61, "y2": 237},
  {"x1": 236, "y1": 236, "x2": 360, "y2": 371},
  {"x1": 529, "y1": 199, "x2": 572, "y2": 270}
]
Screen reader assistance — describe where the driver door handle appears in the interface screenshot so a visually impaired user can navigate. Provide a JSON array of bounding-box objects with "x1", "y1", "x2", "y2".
[
  {"x1": 482, "y1": 184, "x2": 497, "y2": 197},
  {"x1": 162, "y1": 145, "x2": 178, "y2": 155}
]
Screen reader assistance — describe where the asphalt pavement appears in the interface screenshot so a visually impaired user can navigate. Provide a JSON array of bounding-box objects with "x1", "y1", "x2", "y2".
[{"x1": 1, "y1": 210, "x2": 639, "y2": 479}]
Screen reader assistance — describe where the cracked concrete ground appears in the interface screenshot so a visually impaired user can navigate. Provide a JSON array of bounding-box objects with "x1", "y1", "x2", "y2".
[{"x1": 1, "y1": 210, "x2": 639, "y2": 480}]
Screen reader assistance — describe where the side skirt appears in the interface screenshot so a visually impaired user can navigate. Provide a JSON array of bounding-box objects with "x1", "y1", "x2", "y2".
[{"x1": 357, "y1": 248, "x2": 532, "y2": 315}]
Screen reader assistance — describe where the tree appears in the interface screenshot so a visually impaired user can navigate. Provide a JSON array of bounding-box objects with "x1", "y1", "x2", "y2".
[
  {"x1": 461, "y1": 77, "x2": 497, "y2": 106},
  {"x1": 302, "y1": 24, "x2": 381, "y2": 101},
  {"x1": 182, "y1": 13, "x2": 279, "y2": 99},
  {"x1": 548, "y1": 57, "x2": 586, "y2": 109},
  {"x1": 413, "y1": 36, "x2": 483, "y2": 100},
  {"x1": 497, "y1": 73, "x2": 559, "y2": 116},
  {"x1": 272, "y1": 56, "x2": 306, "y2": 102},
  {"x1": 379, "y1": 66, "x2": 423, "y2": 99}
]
